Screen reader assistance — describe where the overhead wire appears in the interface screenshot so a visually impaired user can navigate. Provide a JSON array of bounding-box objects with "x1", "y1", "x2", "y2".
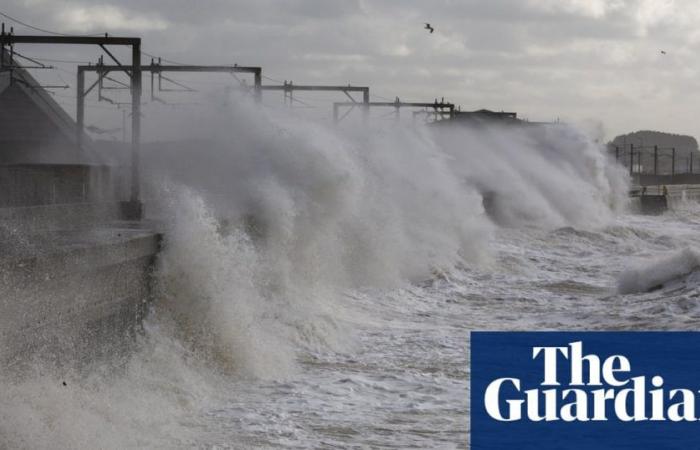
[
  {"x1": 262, "y1": 74, "x2": 284, "y2": 84},
  {"x1": 0, "y1": 10, "x2": 103, "y2": 37},
  {"x1": 142, "y1": 50, "x2": 190, "y2": 66},
  {"x1": 1, "y1": 11, "x2": 387, "y2": 114}
]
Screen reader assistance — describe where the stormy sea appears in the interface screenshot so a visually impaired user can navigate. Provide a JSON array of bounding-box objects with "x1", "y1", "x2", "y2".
[{"x1": 2, "y1": 101, "x2": 699, "y2": 449}]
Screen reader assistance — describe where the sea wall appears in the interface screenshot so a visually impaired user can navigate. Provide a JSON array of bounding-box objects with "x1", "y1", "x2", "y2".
[
  {"x1": 0, "y1": 163, "x2": 120, "y2": 207},
  {"x1": 0, "y1": 163, "x2": 159, "y2": 371},
  {"x1": 0, "y1": 226, "x2": 160, "y2": 370}
]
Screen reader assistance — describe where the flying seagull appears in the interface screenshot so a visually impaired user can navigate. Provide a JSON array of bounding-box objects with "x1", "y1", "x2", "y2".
[
  {"x1": 660, "y1": 50, "x2": 667, "y2": 55},
  {"x1": 424, "y1": 23, "x2": 434, "y2": 34}
]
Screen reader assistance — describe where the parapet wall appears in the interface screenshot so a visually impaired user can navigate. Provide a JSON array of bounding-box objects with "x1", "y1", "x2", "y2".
[{"x1": 0, "y1": 163, "x2": 121, "y2": 207}]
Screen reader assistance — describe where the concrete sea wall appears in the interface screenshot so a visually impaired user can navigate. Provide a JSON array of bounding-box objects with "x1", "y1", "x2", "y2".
[
  {"x1": 0, "y1": 226, "x2": 160, "y2": 369},
  {"x1": 0, "y1": 163, "x2": 159, "y2": 371}
]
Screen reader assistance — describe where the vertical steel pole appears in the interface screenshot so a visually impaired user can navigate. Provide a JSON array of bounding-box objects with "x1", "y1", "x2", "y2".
[
  {"x1": 672, "y1": 148, "x2": 676, "y2": 177},
  {"x1": 638, "y1": 150, "x2": 642, "y2": 174},
  {"x1": 654, "y1": 145, "x2": 658, "y2": 175},
  {"x1": 254, "y1": 69, "x2": 262, "y2": 103},
  {"x1": 130, "y1": 41, "x2": 141, "y2": 204},
  {"x1": 8, "y1": 31, "x2": 13, "y2": 85},
  {"x1": 363, "y1": 88, "x2": 370, "y2": 122},
  {"x1": 0, "y1": 23, "x2": 4, "y2": 70},
  {"x1": 76, "y1": 68, "x2": 85, "y2": 152},
  {"x1": 630, "y1": 144, "x2": 634, "y2": 176}
]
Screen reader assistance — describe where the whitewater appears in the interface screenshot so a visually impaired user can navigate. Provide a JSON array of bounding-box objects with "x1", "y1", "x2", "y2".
[{"x1": 2, "y1": 101, "x2": 700, "y2": 449}]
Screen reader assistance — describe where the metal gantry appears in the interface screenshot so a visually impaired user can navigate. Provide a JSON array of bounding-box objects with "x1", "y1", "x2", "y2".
[
  {"x1": 1, "y1": 24, "x2": 468, "y2": 208},
  {"x1": 0, "y1": 26, "x2": 144, "y2": 206},
  {"x1": 77, "y1": 59, "x2": 262, "y2": 143},
  {"x1": 333, "y1": 97, "x2": 455, "y2": 123},
  {"x1": 261, "y1": 81, "x2": 370, "y2": 118}
]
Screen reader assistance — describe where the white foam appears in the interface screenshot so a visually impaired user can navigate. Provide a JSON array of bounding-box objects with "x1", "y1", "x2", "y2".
[
  {"x1": 142, "y1": 102, "x2": 629, "y2": 377},
  {"x1": 0, "y1": 321, "x2": 216, "y2": 449},
  {"x1": 432, "y1": 122, "x2": 629, "y2": 228},
  {"x1": 617, "y1": 247, "x2": 700, "y2": 294},
  {"x1": 0, "y1": 101, "x2": 633, "y2": 448}
]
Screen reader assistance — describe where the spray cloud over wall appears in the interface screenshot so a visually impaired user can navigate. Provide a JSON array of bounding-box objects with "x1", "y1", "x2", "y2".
[
  {"x1": 0, "y1": 97, "x2": 631, "y2": 449},
  {"x1": 143, "y1": 99, "x2": 628, "y2": 377}
]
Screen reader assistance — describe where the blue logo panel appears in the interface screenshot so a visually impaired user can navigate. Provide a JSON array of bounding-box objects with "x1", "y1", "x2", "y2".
[{"x1": 471, "y1": 332, "x2": 700, "y2": 450}]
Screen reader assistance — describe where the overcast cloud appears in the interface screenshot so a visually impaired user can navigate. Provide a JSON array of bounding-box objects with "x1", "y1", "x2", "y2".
[{"x1": 4, "y1": 0, "x2": 700, "y2": 140}]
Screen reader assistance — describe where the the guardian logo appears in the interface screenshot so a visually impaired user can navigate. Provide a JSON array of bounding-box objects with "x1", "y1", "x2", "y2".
[
  {"x1": 484, "y1": 341, "x2": 699, "y2": 423},
  {"x1": 472, "y1": 332, "x2": 700, "y2": 449}
]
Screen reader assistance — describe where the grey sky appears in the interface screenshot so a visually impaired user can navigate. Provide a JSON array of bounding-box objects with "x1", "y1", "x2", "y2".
[{"x1": 4, "y1": 0, "x2": 699, "y2": 140}]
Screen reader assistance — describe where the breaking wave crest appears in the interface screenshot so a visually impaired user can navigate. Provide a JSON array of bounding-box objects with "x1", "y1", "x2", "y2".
[
  {"x1": 0, "y1": 101, "x2": 630, "y2": 449},
  {"x1": 145, "y1": 102, "x2": 629, "y2": 376},
  {"x1": 617, "y1": 248, "x2": 700, "y2": 294}
]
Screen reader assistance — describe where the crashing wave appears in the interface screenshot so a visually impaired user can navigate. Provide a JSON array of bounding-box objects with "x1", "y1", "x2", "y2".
[{"x1": 617, "y1": 248, "x2": 700, "y2": 294}]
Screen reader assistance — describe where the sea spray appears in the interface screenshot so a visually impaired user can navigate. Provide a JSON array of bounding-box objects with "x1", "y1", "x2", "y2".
[
  {"x1": 0, "y1": 321, "x2": 214, "y2": 449},
  {"x1": 0, "y1": 100, "x2": 635, "y2": 449},
  {"x1": 155, "y1": 186, "x2": 298, "y2": 378},
  {"x1": 145, "y1": 102, "x2": 495, "y2": 285},
  {"x1": 617, "y1": 247, "x2": 700, "y2": 294},
  {"x1": 141, "y1": 100, "x2": 630, "y2": 375},
  {"x1": 431, "y1": 122, "x2": 629, "y2": 228}
]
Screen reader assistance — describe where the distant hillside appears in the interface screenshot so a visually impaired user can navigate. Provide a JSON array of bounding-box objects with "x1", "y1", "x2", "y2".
[{"x1": 609, "y1": 131, "x2": 700, "y2": 174}]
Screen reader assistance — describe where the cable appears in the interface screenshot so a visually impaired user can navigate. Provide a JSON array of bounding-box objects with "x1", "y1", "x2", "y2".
[
  {"x1": 0, "y1": 10, "x2": 66, "y2": 35},
  {"x1": 170, "y1": 78, "x2": 233, "y2": 86},
  {"x1": 142, "y1": 50, "x2": 190, "y2": 66},
  {"x1": 288, "y1": 95, "x2": 316, "y2": 108},
  {"x1": 54, "y1": 66, "x2": 76, "y2": 76},
  {"x1": 372, "y1": 93, "x2": 394, "y2": 101},
  {"x1": 0, "y1": 10, "x2": 102, "y2": 37},
  {"x1": 9, "y1": 50, "x2": 50, "y2": 68},
  {"x1": 10, "y1": 50, "x2": 77, "y2": 87},
  {"x1": 262, "y1": 74, "x2": 285, "y2": 84},
  {"x1": 55, "y1": 99, "x2": 116, "y2": 110},
  {"x1": 53, "y1": 67, "x2": 69, "y2": 87},
  {"x1": 25, "y1": 56, "x2": 91, "y2": 64},
  {"x1": 286, "y1": 94, "x2": 326, "y2": 104},
  {"x1": 0, "y1": 10, "x2": 326, "y2": 102}
]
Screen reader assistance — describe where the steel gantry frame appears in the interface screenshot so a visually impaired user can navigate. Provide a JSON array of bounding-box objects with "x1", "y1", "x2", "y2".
[
  {"x1": 77, "y1": 59, "x2": 262, "y2": 140},
  {"x1": 261, "y1": 81, "x2": 370, "y2": 118},
  {"x1": 412, "y1": 108, "x2": 457, "y2": 123},
  {"x1": 333, "y1": 97, "x2": 455, "y2": 124},
  {"x1": 0, "y1": 26, "x2": 144, "y2": 207},
  {"x1": 81, "y1": 58, "x2": 262, "y2": 104}
]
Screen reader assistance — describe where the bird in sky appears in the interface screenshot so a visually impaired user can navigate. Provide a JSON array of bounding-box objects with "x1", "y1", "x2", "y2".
[
  {"x1": 424, "y1": 23, "x2": 434, "y2": 34},
  {"x1": 660, "y1": 50, "x2": 667, "y2": 55}
]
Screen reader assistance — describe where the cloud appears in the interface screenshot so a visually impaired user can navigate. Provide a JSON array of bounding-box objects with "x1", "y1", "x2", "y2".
[
  {"x1": 635, "y1": 0, "x2": 675, "y2": 31},
  {"x1": 58, "y1": 5, "x2": 169, "y2": 32},
  {"x1": 527, "y1": 0, "x2": 625, "y2": 18},
  {"x1": 5, "y1": 0, "x2": 700, "y2": 139}
]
